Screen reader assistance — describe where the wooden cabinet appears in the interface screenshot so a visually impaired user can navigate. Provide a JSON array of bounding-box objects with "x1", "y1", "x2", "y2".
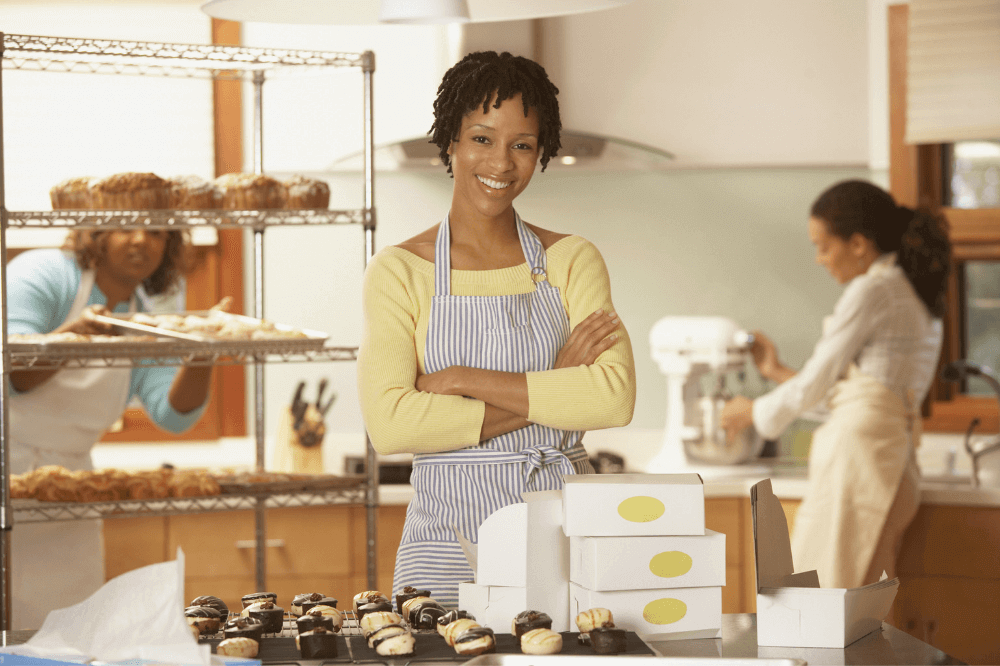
[{"x1": 103, "y1": 504, "x2": 408, "y2": 612}]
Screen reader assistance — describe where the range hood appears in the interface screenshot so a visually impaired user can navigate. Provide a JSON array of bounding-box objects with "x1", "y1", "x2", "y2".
[{"x1": 328, "y1": 130, "x2": 674, "y2": 172}]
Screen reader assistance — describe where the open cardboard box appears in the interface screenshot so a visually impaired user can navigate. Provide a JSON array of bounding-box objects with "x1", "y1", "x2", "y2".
[{"x1": 752, "y1": 479, "x2": 899, "y2": 648}]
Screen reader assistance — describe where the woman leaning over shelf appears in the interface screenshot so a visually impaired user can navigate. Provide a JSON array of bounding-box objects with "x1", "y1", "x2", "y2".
[
  {"x1": 721, "y1": 180, "x2": 951, "y2": 589},
  {"x1": 358, "y1": 51, "x2": 636, "y2": 607},
  {"x1": 6, "y1": 228, "x2": 221, "y2": 629}
]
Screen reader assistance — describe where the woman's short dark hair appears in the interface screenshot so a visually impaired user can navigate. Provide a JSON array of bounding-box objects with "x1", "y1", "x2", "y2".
[
  {"x1": 429, "y1": 50, "x2": 562, "y2": 174},
  {"x1": 63, "y1": 229, "x2": 192, "y2": 296},
  {"x1": 811, "y1": 179, "x2": 951, "y2": 317}
]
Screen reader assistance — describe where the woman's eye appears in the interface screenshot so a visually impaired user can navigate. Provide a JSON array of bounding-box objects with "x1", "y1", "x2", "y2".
[{"x1": 472, "y1": 135, "x2": 489, "y2": 144}]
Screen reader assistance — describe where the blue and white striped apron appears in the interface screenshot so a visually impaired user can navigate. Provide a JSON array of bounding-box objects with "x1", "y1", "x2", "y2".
[{"x1": 392, "y1": 211, "x2": 593, "y2": 608}]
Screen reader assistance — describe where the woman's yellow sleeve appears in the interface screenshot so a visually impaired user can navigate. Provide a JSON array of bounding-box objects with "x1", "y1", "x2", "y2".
[
  {"x1": 357, "y1": 251, "x2": 485, "y2": 455},
  {"x1": 525, "y1": 238, "x2": 636, "y2": 431}
]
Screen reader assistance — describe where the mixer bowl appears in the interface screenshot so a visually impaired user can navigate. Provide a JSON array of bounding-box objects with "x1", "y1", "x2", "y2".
[{"x1": 683, "y1": 396, "x2": 766, "y2": 465}]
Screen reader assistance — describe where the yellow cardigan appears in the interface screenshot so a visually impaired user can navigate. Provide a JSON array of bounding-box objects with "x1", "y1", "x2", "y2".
[{"x1": 357, "y1": 234, "x2": 636, "y2": 455}]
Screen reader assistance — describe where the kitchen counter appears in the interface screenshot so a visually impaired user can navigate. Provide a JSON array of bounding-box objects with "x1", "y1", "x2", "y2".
[{"x1": 0, "y1": 614, "x2": 963, "y2": 665}]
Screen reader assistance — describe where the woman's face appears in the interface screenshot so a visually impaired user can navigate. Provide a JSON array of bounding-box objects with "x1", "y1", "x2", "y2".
[
  {"x1": 448, "y1": 92, "x2": 540, "y2": 221},
  {"x1": 99, "y1": 229, "x2": 168, "y2": 286},
  {"x1": 808, "y1": 216, "x2": 871, "y2": 284}
]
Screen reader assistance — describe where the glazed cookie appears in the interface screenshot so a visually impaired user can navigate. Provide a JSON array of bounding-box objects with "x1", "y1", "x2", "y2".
[
  {"x1": 454, "y1": 626, "x2": 496, "y2": 656},
  {"x1": 575, "y1": 607, "x2": 615, "y2": 633},
  {"x1": 216, "y1": 637, "x2": 259, "y2": 658},
  {"x1": 521, "y1": 627, "x2": 563, "y2": 655},
  {"x1": 366, "y1": 622, "x2": 408, "y2": 649},
  {"x1": 360, "y1": 610, "x2": 403, "y2": 636},
  {"x1": 373, "y1": 628, "x2": 415, "y2": 657},
  {"x1": 443, "y1": 618, "x2": 481, "y2": 647},
  {"x1": 436, "y1": 609, "x2": 476, "y2": 637}
]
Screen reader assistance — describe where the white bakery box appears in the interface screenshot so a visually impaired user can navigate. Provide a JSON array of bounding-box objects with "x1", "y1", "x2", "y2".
[
  {"x1": 458, "y1": 490, "x2": 571, "y2": 632},
  {"x1": 570, "y1": 530, "x2": 726, "y2": 590},
  {"x1": 569, "y1": 582, "x2": 722, "y2": 641},
  {"x1": 752, "y1": 479, "x2": 900, "y2": 649},
  {"x1": 562, "y1": 473, "x2": 705, "y2": 537}
]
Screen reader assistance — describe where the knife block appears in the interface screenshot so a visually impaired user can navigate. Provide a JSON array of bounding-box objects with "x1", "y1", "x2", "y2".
[{"x1": 273, "y1": 406, "x2": 324, "y2": 474}]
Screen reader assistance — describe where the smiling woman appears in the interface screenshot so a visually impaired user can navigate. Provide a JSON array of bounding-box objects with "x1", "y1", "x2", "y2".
[{"x1": 357, "y1": 50, "x2": 636, "y2": 607}]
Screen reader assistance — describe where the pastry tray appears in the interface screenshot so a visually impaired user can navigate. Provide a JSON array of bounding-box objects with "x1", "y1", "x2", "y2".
[
  {"x1": 93, "y1": 310, "x2": 330, "y2": 352},
  {"x1": 214, "y1": 473, "x2": 367, "y2": 495}
]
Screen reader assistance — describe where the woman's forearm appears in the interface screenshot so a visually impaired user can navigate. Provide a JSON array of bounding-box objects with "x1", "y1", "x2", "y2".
[
  {"x1": 457, "y1": 367, "x2": 529, "y2": 417},
  {"x1": 766, "y1": 365, "x2": 797, "y2": 384},
  {"x1": 168, "y1": 365, "x2": 215, "y2": 414},
  {"x1": 10, "y1": 369, "x2": 59, "y2": 393},
  {"x1": 480, "y1": 403, "x2": 531, "y2": 440}
]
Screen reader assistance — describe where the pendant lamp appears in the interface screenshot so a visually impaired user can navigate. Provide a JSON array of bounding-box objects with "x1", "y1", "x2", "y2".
[{"x1": 201, "y1": 0, "x2": 635, "y2": 25}]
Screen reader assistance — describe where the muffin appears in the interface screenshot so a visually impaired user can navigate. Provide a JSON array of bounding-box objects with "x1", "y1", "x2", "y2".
[
  {"x1": 283, "y1": 175, "x2": 330, "y2": 209},
  {"x1": 184, "y1": 605, "x2": 222, "y2": 635},
  {"x1": 50, "y1": 176, "x2": 97, "y2": 210},
  {"x1": 167, "y1": 175, "x2": 220, "y2": 210},
  {"x1": 223, "y1": 616, "x2": 264, "y2": 642},
  {"x1": 215, "y1": 173, "x2": 284, "y2": 210},
  {"x1": 92, "y1": 172, "x2": 170, "y2": 210}
]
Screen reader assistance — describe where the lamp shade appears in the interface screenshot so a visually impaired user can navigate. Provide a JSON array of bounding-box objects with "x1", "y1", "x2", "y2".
[{"x1": 201, "y1": 0, "x2": 636, "y2": 24}]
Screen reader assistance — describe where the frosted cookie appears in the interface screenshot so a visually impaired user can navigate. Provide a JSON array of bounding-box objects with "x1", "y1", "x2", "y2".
[
  {"x1": 454, "y1": 626, "x2": 496, "y2": 656},
  {"x1": 395, "y1": 585, "x2": 431, "y2": 615},
  {"x1": 366, "y1": 622, "x2": 408, "y2": 649},
  {"x1": 575, "y1": 607, "x2": 614, "y2": 633},
  {"x1": 436, "y1": 609, "x2": 476, "y2": 637},
  {"x1": 373, "y1": 628, "x2": 415, "y2": 657},
  {"x1": 360, "y1": 610, "x2": 403, "y2": 636},
  {"x1": 443, "y1": 618, "x2": 480, "y2": 647},
  {"x1": 521, "y1": 627, "x2": 562, "y2": 655}
]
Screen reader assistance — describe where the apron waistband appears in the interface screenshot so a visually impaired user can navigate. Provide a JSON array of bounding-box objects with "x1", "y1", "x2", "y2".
[{"x1": 414, "y1": 444, "x2": 587, "y2": 485}]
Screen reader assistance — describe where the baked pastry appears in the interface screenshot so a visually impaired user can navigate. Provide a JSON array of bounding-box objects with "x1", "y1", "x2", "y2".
[
  {"x1": 575, "y1": 607, "x2": 614, "y2": 633},
  {"x1": 215, "y1": 173, "x2": 284, "y2": 210},
  {"x1": 9, "y1": 475, "x2": 29, "y2": 499},
  {"x1": 50, "y1": 176, "x2": 97, "y2": 210},
  {"x1": 297, "y1": 627, "x2": 339, "y2": 659},
  {"x1": 190, "y1": 595, "x2": 229, "y2": 621},
  {"x1": 436, "y1": 609, "x2": 475, "y2": 637},
  {"x1": 216, "y1": 637, "x2": 259, "y2": 658},
  {"x1": 590, "y1": 627, "x2": 628, "y2": 654},
  {"x1": 373, "y1": 627, "x2": 415, "y2": 657},
  {"x1": 357, "y1": 600, "x2": 394, "y2": 624},
  {"x1": 295, "y1": 610, "x2": 334, "y2": 635},
  {"x1": 512, "y1": 610, "x2": 552, "y2": 639},
  {"x1": 223, "y1": 616, "x2": 264, "y2": 642},
  {"x1": 243, "y1": 600, "x2": 284, "y2": 633},
  {"x1": 169, "y1": 470, "x2": 221, "y2": 498},
  {"x1": 442, "y1": 618, "x2": 480, "y2": 647},
  {"x1": 283, "y1": 174, "x2": 330, "y2": 209},
  {"x1": 409, "y1": 600, "x2": 446, "y2": 630},
  {"x1": 92, "y1": 172, "x2": 170, "y2": 210},
  {"x1": 353, "y1": 590, "x2": 389, "y2": 614},
  {"x1": 366, "y1": 622, "x2": 408, "y2": 649},
  {"x1": 291, "y1": 592, "x2": 337, "y2": 616},
  {"x1": 167, "y1": 175, "x2": 219, "y2": 210},
  {"x1": 189, "y1": 624, "x2": 201, "y2": 640},
  {"x1": 184, "y1": 605, "x2": 222, "y2": 635},
  {"x1": 454, "y1": 626, "x2": 496, "y2": 656},
  {"x1": 395, "y1": 585, "x2": 431, "y2": 615},
  {"x1": 400, "y1": 596, "x2": 432, "y2": 623},
  {"x1": 521, "y1": 628, "x2": 562, "y2": 655},
  {"x1": 360, "y1": 610, "x2": 402, "y2": 636}
]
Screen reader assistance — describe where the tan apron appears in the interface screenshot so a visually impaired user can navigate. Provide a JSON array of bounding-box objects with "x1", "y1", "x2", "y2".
[
  {"x1": 9, "y1": 270, "x2": 134, "y2": 629},
  {"x1": 790, "y1": 364, "x2": 921, "y2": 589}
]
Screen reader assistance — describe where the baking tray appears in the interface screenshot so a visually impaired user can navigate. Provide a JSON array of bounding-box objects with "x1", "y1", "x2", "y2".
[
  {"x1": 214, "y1": 472, "x2": 367, "y2": 495},
  {"x1": 93, "y1": 310, "x2": 330, "y2": 353},
  {"x1": 466, "y1": 658, "x2": 806, "y2": 666}
]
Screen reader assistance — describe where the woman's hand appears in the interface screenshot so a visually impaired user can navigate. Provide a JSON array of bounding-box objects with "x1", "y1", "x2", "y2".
[
  {"x1": 554, "y1": 309, "x2": 620, "y2": 369},
  {"x1": 56, "y1": 305, "x2": 116, "y2": 336},
  {"x1": 750, "y1": 331, "x2": 796, "y2": 384},
  {"x1": 415, "y1": 366, "x2": 465, "y2": 396},
  {"x1": 720, "y1": 395, "x2": 754, "y2": 439}
]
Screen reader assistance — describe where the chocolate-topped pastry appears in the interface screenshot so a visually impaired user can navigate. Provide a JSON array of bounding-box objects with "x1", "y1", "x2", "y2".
[
  {"x1": 589, "y1": 627, "x2": 628, "y2": 655},
  {"x1": 512, "y1": 610, "x2": 552, "y2": 639},
  {"x1": 223, "y1": 616, "x2": 264, "y2": 642},
  {"x1": 243, "y1": 600, "x2": 284, "y2": 634},
  {"x1": 436, "y1": 610, "x2": 476, "y2": 637},
  {"x1": 395, "y1": 585, "x2": 431, "y2": 615},
  {"x1": 190, "y1": 595, "x2": 229, "y2": 620},
  {"x1": 366, "y1": 622, "x2": 407, "y2": 649},
  {"x1": 184, "y1": 605, "x2": 222, "y2": 635},
  {"x1": 357, "y1": 600, "x2": 393, "y2": 624},
  {"x1": 298, "y1": 627, "x2": 339, "y2": 659},
  {"x1": 373, "y1": 627, "x2": 415, "y2": 657},
  {"x1": 292, "y1": 592, "x2": 338, "y2": 616},
  {"x1": 296, "y1": 610, "x2": 335, "y2": 635},
  {"x1": 454, "y1": 626, "x2": 496, "y2": 656},
  {"x1": 400, "y1": 596, "x2": 432, "y2": 622},
  {"x1": 411, "y1": 601, "x2": 446, "y2": 630},
  {"x1": 352, "y1": 590, "x2": 388, "y2": 614},
  {"x1": 241, "y1": 591, "x2": 277, "y2": 608}
]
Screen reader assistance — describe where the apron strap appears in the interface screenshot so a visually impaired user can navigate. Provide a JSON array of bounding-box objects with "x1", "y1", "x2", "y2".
[
  {"x1": 433, "y1": 210, "x2": 551, "y2": 297},
  {"x1": 415, "y1": 444, "x2": 582, "y2": 487}
]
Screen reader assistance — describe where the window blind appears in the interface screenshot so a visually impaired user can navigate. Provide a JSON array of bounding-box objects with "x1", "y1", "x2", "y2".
[{"x1": 906, "y1": 0, "x2": 1000, "y2": 144}]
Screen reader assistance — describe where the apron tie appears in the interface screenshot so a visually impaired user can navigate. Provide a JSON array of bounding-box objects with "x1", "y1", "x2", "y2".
[{"x1": 523, "y1": 445, "x2": 576, "y2": 488}]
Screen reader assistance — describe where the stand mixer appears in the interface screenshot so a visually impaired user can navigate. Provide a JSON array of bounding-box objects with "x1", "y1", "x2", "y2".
[{"x1": 648, "y1": 316, "x2": 766, "y2": 473}]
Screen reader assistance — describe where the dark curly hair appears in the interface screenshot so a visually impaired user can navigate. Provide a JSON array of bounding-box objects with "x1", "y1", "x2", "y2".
[
  {"x1": 429, "y1": 51, "x2": 562, "y2": 174},
  {"x1": 811, "y1": 180, "x2": 951, "y2": 317},
  {"x1": 63, "y1": 229, "x2": 193, "y2": 296}
]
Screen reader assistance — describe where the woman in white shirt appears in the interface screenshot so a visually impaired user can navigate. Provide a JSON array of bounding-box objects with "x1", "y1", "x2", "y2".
[{"x1": 721, "y1": 180, "x2": 951, "y2": 589}]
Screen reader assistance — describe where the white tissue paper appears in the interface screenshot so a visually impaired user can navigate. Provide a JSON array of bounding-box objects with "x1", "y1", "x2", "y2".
[{"x1": 0, "y1": 548, "x2": 211, "y2": 665}]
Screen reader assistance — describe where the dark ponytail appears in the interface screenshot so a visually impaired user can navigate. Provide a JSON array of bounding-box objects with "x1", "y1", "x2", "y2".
[{"x1": 810, "y1": 180, "x2": 951, "y2": 317}]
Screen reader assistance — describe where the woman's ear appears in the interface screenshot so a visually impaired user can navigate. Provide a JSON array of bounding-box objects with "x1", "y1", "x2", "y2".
[
  {"x1": 848, "y1": 232, "x2": 873, "y2": 258},
  {"x1": 447, "y1": 140, "x2": 455, "y2": 156}
]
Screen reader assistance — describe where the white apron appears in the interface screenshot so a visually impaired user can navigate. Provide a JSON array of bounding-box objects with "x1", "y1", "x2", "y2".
[
  {"x1": 9, "y1": 270, "x2": 134, "y2": 629},
  {"x1": 790, "y1": 364, "x2": 921, "y2": 589}
]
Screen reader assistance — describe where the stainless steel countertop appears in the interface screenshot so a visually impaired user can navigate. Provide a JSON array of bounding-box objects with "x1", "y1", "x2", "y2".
[{"x1": 0, "y1": 614, "x2": 964, "y2": 665}]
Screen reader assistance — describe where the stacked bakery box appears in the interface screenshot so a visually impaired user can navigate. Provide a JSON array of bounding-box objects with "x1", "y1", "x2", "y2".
[{"x1": 565, "y1": 473, "x2": 725, "y2": 640}]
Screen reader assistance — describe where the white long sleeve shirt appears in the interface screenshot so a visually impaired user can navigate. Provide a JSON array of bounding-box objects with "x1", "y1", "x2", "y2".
[{"x1": 752, "y1": 253, "x2": 943, "y2": 440}]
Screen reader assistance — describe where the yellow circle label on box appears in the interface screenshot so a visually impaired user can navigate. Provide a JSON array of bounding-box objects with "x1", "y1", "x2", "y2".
[
  {"x1": 648, "y1": 551, "x2": 693, "y2": 578},
  {"x1": 643, "y1": 598, "x2": 688, "y2": 625},
  {"x1": 617, "y1": 496, "x2": 665, "y2": 523}
]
